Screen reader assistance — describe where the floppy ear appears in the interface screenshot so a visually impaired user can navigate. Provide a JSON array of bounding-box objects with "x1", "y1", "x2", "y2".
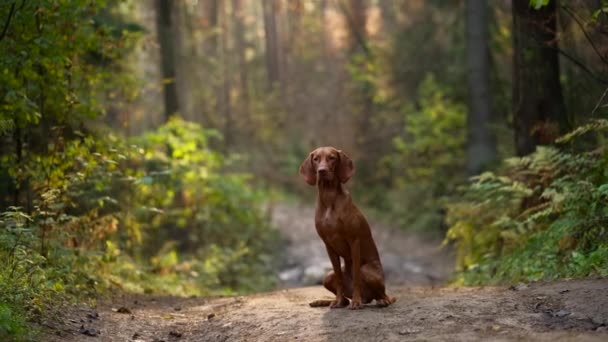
[
  {"x1": 337, "y1": 150, "x2": 354, "y2": 183},
  {"x1": 299, "y1": 153, "x2": 317, "y2": 186}
]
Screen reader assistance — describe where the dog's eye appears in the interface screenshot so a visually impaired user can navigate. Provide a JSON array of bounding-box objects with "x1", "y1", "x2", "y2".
[
  {"x1": 328, "y1": 155, "x2": 336, "y2": 160},
  {"x1": 313, "y1": 156, "x2": 319, "y2": 162}
]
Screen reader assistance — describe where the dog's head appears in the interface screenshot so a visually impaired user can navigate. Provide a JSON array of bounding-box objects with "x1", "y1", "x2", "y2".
[{"x1": 299, "y1": 147, "x2": 354, "y2": 186}]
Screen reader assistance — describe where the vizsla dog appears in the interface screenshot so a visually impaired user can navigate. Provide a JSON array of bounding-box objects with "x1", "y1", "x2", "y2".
[{"x1": 300, "y1": 146, "x2": 395, "y2": 309}]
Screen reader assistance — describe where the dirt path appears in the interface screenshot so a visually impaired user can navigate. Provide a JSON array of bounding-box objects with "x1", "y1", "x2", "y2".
[
  {"x1": 43, "y1": 204, "x2": 608, "y2": 341},
  {"x1": 47, "y1": 279, "x2": 608, "y2": 341}
]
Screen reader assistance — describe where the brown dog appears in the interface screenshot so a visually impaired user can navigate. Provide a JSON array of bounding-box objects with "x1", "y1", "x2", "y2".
[{"x1": 300, "y1": 146, "x2": 395, "y2": 309}]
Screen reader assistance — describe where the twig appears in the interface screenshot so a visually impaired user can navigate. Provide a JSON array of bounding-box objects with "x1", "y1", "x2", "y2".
[
  {"x1": 591, "y1": 87, "x2": 608, "y2": 116},
  {"x1": 553, "y1": 47, "x2": 608, "y2": 85},
  {"x1": 0, "y1": 2, "x2": 16, "y2": 42},
  {"x1": 561, "y1": 5, "x2": 608, "y2": 66}
]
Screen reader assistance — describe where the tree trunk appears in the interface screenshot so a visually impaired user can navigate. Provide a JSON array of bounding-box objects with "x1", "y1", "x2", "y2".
[
  {"x1": 512, "y1": 0, "x2": 567, "y2": 156},
  {"x1": 219, "y1": 0, "x2": 233, "y2": 150},
  {"x1": 378, "y1": 0, "x2": 397, "y2": 33},
  {"x1": 466, "y1": 0, "x2": 497, "y2": 175},
  {"x1": 262, "y1": 0, "x2": 280, "y2": 89},
  {"x1": 232, "y1": 0, "x2": 250, "y2": 132},
  {"x1": 155, "y1": 0, "x2": 179, "y2": 120}
]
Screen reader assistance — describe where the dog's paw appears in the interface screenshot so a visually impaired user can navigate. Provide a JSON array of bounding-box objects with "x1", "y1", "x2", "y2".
[
  {"x1": 348, "y1": 299, "x2": 363, "y2": 310},
  {"x1": 376, "y1": 296, "x2": 396, "y2": 307},
  {"x1": 329, "y1": 297, "x2": 349, "y2": 309}
]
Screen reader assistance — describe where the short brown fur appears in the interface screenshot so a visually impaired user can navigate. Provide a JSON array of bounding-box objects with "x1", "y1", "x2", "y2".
[{"x1": 300, "y1": 147, "x2": 396, "y2": 309}]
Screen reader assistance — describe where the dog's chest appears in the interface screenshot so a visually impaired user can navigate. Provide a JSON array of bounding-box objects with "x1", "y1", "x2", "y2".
[{"x1": 315, "y1": 207, "x2": 340, "y2": 234}]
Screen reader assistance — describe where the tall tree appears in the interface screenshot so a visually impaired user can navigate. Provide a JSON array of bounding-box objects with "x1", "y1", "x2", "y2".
[
  {"x1": 232, "y1": 0, "x2": 250, "y2": 130},
  {"x1": 378, "y1": 0, "x2": 397, "y2": 33},
  {"x1": 512, "y1": 0, "x2": 567, "y2": 156},
  {"x1": 466, "y1": 0, "x2": 497, "y2": 175},
  {"x1": 155, "y1": 0, "x2": 180, "y2": 120},
  {"x1": 219, "y1": 0, "x2": 233, "y2": 149},
  {"x1": 262, "y1": 0, "x2": 280, "y2": 89}
]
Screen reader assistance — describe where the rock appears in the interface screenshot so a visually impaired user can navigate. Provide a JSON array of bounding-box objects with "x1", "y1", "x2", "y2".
[
  {"x1": 207, "y1": 313, "x2": 215, "y2": 321},
  {"x1": 509, "y1": 283, "x2": 529, "y2": 291},
  {"x1": 86, "y1": 311, "x2": 99, "y2": 320},
  {"x1": 302, "y1": 263, "x2": 331, "y2": 285},
  {"x1": 554, "y1": 309, "x2": 571, "y2": 318},
  {"x1": 398, "y1": 328, "x2": 421, "y2": 335},
  {"x1": 79, "y1": 325, "x2": 99, "y2": 337},
  {"x1": 169, "y1": 330, "x2": 182, "y2": 338},
  {"x1": 279, "y1": 267, "x2": 303, "y2": 284},
  {"x1": 595, "y1": 326, "x2": 607, "y2": 332}
]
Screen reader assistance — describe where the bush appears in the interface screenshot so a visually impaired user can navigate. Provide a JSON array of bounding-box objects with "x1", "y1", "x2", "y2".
[
  {"x1": 0, "y1": 118, "x2": 280, "y2": 340},
  {"x1": 446, "y1": 121, "x2": 608, "y2": 284},
  {"x1": 383, "y1": 74, "x2": 467, "y2": 232}
]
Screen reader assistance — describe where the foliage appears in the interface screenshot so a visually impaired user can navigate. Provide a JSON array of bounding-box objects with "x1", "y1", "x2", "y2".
[
  {"x1": 103, "y1": 117, "x2": 280, "y2": 295},
  {"x1": 382, "y1": 75, "x2": 467, "y2": 232},
  {"x1": 0, "y1": 303, "x2": 30, "y2": 342},
  {"x1": 0, "y1": 0, "x2": 140, "y2": 129},
  {"x1": 446, "y1": 121, "x2": 608, "y2": 284},
  {"x1": 0, "y1": 118, "x2": 279, "y2": 340}
]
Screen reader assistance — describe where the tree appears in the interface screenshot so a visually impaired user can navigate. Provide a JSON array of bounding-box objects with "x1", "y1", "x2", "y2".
[
  {"x1": 512, "y1": 0, "x2": 567, "y2": 156},
  {"x1": 262, "y1": 0, "x2": 280, "y2": 89},
  {"x1": 155, "y1": 0, "x2": 180, "y2": 120},
  {"x1": 219, "y1": 0, "x2": 233, "y2": 149},
  {"x1": 465, "y1": 0, "x2": 497, "y2": 175},
  {"x1": 232, "y1": 0, "x2": 250, "y2": 137}
]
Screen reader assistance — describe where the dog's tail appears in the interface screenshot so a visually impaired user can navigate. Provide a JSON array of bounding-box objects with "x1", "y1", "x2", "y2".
[{"x1": 309, "y1": 299, "x2": 333, "y2": 307}]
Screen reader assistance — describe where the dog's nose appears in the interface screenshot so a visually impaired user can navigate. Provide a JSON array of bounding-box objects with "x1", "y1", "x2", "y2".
[{"x1": 318, "y1": 167, "x2": 328, "y2": 175}]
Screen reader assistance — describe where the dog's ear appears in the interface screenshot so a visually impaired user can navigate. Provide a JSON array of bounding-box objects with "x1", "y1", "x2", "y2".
[
  {"x1": 299, "y1": 153, "x2": 317, "y2": 186},
  {"x1": 337, "y1": 150, "x2": 354, "y2": 183}
]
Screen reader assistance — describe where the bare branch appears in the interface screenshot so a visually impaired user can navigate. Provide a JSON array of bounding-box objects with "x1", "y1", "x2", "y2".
[{"x1": 0, "y1": 2, "x2": 16, "y2": 42}]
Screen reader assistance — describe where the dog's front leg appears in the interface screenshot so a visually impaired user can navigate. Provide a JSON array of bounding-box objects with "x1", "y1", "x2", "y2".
[
  {"x1": 349, "y1": 239, "x2": 362, "y2": 309},
  {"x1": 326, "y1": 246, "x2": 349, "y2": 308}
]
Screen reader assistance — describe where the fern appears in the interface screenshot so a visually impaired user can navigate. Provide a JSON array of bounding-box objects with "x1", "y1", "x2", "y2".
[{"x1": 446, "y1": 136, "x2": 608, "y2": 284}]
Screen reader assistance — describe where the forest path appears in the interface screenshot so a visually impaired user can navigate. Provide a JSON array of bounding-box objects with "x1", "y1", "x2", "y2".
[
  {"x1": 48, "y1": 279, "x2": 608, "y2": 341},
  {"x1": 45, "y1": 203, "x2": 608, "y2": 341}
]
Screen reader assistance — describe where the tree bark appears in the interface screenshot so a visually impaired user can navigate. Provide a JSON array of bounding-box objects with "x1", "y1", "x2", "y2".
[
  {"x1": 262, "y1": 0, "x2": 280, "y2": 89},
  {"x1": 219, "y1": 0, "x2": 232, "y2": 150},
  {"x1": 466, "y1": 0, "x2": 497, "y2": 175},
  {"x1": 512, "y1": 0, "x2": 567, "y2": 156},
  {"x1": 378, "y1": 0, "x2": 397, "y2": 33},
  {"x1": 232, "y1": 0, "x2": 250, "y2": 130},
  {"x1": 155, "y1": 0, "x2": 180, "y2": 120}
]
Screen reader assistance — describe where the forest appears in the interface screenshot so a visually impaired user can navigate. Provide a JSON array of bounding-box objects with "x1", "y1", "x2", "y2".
[{"x1": 1, "y1": 0, "x2": 608, "y2": 340}]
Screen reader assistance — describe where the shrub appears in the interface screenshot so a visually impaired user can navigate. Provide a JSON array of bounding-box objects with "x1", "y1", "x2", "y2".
[{"x1": 446, "y1": 120, "x2": 608, "y2": 284}]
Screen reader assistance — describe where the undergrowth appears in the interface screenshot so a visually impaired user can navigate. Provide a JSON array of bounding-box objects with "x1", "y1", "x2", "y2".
[
  {"x1": 0, "y1": 118, "x2": 279, "y2": 341},
  {"x1": 446, "y1": 119, "x2": 608, "y2": 285}
]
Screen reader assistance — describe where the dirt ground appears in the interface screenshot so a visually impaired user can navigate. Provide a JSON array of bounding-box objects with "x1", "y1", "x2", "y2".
[
  {"x1": 42, "y1": 204, "x2": 608, "y2": 341},
  {"x1": 45, "y1": 278, "x2": 608, "y2": 341}
]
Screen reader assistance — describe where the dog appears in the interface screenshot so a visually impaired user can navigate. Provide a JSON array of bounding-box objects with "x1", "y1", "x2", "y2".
[{"x1": 300, "y1": 146, "x2": 395, "y2": 309}]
